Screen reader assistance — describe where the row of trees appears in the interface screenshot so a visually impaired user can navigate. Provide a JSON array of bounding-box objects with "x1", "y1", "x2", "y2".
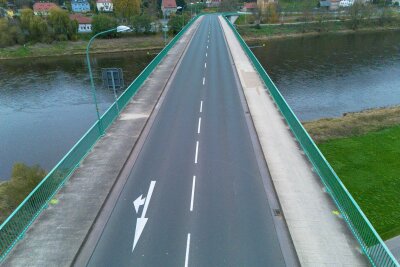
[{"x1": 0, "y1": 8, "x2": 78, "y2": 48}]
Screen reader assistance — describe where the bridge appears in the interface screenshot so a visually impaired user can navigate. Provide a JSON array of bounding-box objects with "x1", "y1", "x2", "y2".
[{"x1": 1, "y1": 14, "x2": 398, "y2": 266}]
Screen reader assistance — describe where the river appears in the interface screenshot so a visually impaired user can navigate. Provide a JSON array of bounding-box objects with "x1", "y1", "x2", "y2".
[
  {"x1": 252, "y1": 30, "x2": 400, "y2": 121},
  {"x1": 0, "y1": 52, "x2": 155, "y2": 180},
  {"x1": 1, "y1": 31, "x2": 400, "y2": 180}
]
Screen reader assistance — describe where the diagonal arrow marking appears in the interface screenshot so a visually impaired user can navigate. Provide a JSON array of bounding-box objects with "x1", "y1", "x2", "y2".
[
  {"x1": 133, "y1": 195, "x2": 146, "y2": 214},
  {"x1": 132, "y1": 218, "x2": 148, "y2": 252},
  {"x1": 132, "y1": 180, "x2": 156, "y2": 252}
]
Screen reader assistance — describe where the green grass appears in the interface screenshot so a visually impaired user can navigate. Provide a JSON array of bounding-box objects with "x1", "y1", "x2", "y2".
[
  {"x1": 0, "y1": 163, "x2": 46, "y2": 223},
  {"x1": 318, "y1": 125, "x2": 400, "y2": 240},
  {"x1": 278, "y1": 0, "x2": 319, "y2": 12},
  {"x1": 0, "y1": 34, "x2": 167, "y2": 60}
]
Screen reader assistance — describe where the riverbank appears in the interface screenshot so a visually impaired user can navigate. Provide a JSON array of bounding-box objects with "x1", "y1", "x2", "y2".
[
  {"x1": 239, "y1": 20, "x2": 400, "y2": 42},
  {"x1": 303, "y1": 106, "x2": 400, "y2": 240},
  {"x1": 0, "y1": 34, "x2": 167, "y2": 60},
  {"x1": 303, "y1": 105, "x2": 400, "y2": 143}
]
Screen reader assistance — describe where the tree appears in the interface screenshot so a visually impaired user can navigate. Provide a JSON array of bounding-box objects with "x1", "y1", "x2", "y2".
[
  {"x1": 92, "y1": 14, "x2": 118, "y2": 34},
  {"x1": 29, "y1": 15, "x2": 49, "y2": 42},
  {"x1": 176, "y1": 0, "x2": 186, "y2": 9},
  {"x1": 348, "y1": 1, "x2": 366, "y2": 30},
  {"x1": 168, "y1": 13, "x2": 189, "y2": 33},
  {"x1": 20, "y1": 8, "x2": 34, "y2": 30},
  {"x1": 131, "y1": 14, "x2": 152, "y2": 33},
  {"x1": 20, "y1": 8, "x2": 49, "y2": 42},
  {"x1": 114, "y1": 0, "x2": 141, "y2": 19},
  {"x1": 48, "y1": 7, "x2": 77, "y2": 40},
  {"x1": 264, "y1": 3, "x2": 279, "y2": 23}
]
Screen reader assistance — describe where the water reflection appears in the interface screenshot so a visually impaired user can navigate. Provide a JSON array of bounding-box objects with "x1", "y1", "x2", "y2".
[
  {"x1": 253, "y1": 31, "x2": 400, "y2": 121},
  {"x1": 0, "y1": 52, "x2": 155, "y2": 180}
]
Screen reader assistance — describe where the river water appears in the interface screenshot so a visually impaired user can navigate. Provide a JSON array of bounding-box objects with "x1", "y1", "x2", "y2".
[
  {"x1": 252, "y1": 30, "x2": 400, "y2": 121},
  {"x1": 1, "y1": 31, "x2": 400, "y2": 180},
  {"x1": 0, "y1": 52, "x2": 155, "y2": 180}
]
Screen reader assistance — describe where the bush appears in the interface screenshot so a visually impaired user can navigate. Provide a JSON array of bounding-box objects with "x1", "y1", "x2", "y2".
[
  {"x1": 0, "y1": 18, "x2": 25, "y2": 48},
  {"x1": 131, "y1": 14, "x2": 152, "y2": 33},
  {"x1": 92, "y1": 14, "x2": 118, "y2": 35},
  {"x1": 0, "y1": 163, "x2": 47, "y2": 223},
  {"x1": 168, "y1": 13, "x2": 190, "y2": 34}
]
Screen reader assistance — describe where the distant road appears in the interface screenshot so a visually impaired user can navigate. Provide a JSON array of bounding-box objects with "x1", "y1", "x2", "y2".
[{"x1": 85, "y1": 15, "x2": 289, "y2": 266}]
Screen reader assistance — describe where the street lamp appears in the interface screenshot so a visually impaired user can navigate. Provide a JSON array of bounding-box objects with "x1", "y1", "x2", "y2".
[
  {"x1": 190, "y1": 2, "x2": 193, "y2": 17},
  {"x1": 86, "y1": 25, "x2": 132, "y2": 135}
]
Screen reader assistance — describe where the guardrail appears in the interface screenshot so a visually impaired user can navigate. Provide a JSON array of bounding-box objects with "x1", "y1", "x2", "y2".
[
  {"x1": 0, "y1": 15, "x2": 200, "y2": 262},
  {"x1": 223, "y1": 15, "x2": 399, "y2": 267}
]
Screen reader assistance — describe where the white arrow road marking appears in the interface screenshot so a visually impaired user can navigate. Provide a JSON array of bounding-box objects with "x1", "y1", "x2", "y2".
[
  {"x1": 132, "y1": 180, "x2": 156, "y2": 252},
  {"x1": 133, "y1": 194, "x2": 146, "y2": 214}
]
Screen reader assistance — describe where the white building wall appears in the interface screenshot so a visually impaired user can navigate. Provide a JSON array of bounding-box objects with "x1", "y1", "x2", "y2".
[{"x1": 96, "y1": 2, "x2": 113, "y2": 12}]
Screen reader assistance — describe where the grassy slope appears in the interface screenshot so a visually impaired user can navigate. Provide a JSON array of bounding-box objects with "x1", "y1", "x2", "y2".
[
  {"x1": 315, "y1": 124, "x2": 400, "y2": 240},
  {"x1": 303, "y1": 106, "x2": 400, "y2": 143},
  {"x1": 0, "y1": 35, "x2": 167, "y2": 60}
]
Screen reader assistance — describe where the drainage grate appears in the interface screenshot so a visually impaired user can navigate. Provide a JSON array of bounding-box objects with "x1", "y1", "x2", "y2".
[{"x1": 273, "y1": 209, "x2": 282, "y2": 216}]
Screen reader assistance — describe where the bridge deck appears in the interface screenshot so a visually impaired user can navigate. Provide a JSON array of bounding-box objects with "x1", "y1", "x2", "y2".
[
  {"x1": 220, "y1": 16, "x2": 367, "y2": 266},
  {"x1": 3, "y1": 14, "x2": 370, "y2": 267}
]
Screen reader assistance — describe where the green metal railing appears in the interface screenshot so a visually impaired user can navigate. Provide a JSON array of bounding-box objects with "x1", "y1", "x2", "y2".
[
  {"x1": 223, "y1": 15, "x2": 399, "y2": 267},
  {"x1": 0, "y1": 15, "x2": 200, "y2": 262}
]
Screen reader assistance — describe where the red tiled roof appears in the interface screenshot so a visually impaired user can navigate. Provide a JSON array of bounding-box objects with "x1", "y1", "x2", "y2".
[
  {"x1": 96, "y1": 0, "x2": 112, "y2": 3},
  {"x1": 69, "y1": 14, "x2": 92, "y2": 24},
  {"x1": 33, "y1": 2, "x2": 58, "y2": 11},
  {"x1": 244, "y1": 2, "x2": 257, "y2": 8},
  {"x1": 162, "y1": 0, "x2": 177, "y2": 8}
]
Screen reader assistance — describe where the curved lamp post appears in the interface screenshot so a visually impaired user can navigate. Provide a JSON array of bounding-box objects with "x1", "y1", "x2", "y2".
[{"x1": 86, "y1": 25, "x2": 132, "y2": 135}]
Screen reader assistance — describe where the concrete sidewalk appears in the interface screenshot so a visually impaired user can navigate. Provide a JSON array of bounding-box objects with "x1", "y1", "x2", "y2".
[
  {"x1": 386, "y1": 235, "x2": 400, "y2": 262},
  {"x1": 2, "y1": 18, "x2": 202, "y2": 267},
  {"x1": 220, "y1": 16, "x2": 368, "y2": 266}
]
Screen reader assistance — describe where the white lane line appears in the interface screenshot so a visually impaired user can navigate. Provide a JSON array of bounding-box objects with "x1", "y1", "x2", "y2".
[
  {"x1": 195, "y1": 141, "x2": 199, "y2": 164},
  {"x1": 197, "y1": 117, "x2": 201, "y2": 134},
  {"x1": 184, "y1": 233, "x2": 191, "y2": 267},
  {"x1": 202, "y1": 77, "x2": 205, "y2": 85},
  {"x1": 206, "y1": 45, "x2": 208, "y2": 49},
  {"x1": 190, "y1": 176, "x2": 196, "y2": 211},
  {"x1": 206, "y1": 52, "x2": 207, "y2": 57},
  {"x1": 200, "y1": 101, "x2": 203, "y2": 113},
  {"x1": 204, "y1": 62, "x2": 207, "y2": 69}
]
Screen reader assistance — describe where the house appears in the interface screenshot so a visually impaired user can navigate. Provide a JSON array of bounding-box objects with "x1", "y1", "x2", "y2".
[
  {"x1": 161, "y1": 0, "x2": 177, "y2": 17},
  {"x1": 205, "y1": 0, "x2": 221, "y2": 7},
  {"x1": 71, "y1": 0, "x2": 91, "y2": 13},
  {"x1": 96, "y1": 0, "x2": 113, "y2": 12},
  {"x1": 319, "y1": 0, "x2": 340, "y2": 9},
  {"x1": 243, "y1": 2, "x2": 257, "y2": 12},
  {"x1": 33, "y1": 2, "x2": 58, "y2": 16},
  {"x1": 70, "y1": 14, "x2": 92, "y2": 33}
]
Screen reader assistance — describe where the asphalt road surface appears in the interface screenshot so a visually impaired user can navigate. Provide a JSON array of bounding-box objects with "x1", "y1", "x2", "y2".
[{"x1": 85, "y1": 15, "x2": 288, "y2": 267}]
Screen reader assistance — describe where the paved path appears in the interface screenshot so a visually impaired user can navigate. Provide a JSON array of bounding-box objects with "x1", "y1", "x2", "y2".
[{"x1": 386, "y1": 235, "x2": 400, "y2": 262}]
